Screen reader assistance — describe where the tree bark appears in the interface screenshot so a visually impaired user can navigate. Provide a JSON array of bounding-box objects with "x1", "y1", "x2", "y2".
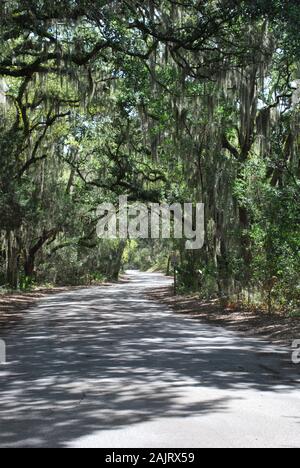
[
  {"x1": 239, "y1": 205, "x2": 252, "y2": 283},
  {"x1": 6, "y1": 231, "x2": 18, "y2": 288},
  {"x1": 24, "y1": 229, "x2": 57, "y2": 279},
  {"x1": 24, "y1": 254, "x2": 35, "y2": 278}
]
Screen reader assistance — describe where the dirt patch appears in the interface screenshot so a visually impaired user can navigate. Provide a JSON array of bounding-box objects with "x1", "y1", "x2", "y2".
[{"x1": 148, "y1": 287, "x2": 300, "y2": 347}]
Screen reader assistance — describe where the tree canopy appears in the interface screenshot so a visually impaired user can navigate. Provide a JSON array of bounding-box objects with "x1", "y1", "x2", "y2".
[{"x1": 0, "y1": 0, "x2": 299, "y2": 313}]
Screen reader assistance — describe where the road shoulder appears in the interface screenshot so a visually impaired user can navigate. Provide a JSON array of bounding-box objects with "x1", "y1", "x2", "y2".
[{"x1": 148, "y1": 286, "x2": 300, "y2": 348}]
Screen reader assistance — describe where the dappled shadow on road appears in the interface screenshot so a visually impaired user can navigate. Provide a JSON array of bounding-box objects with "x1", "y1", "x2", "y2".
[{"x1": 0, "y1": 272, "x2": 298, "y2": 447}]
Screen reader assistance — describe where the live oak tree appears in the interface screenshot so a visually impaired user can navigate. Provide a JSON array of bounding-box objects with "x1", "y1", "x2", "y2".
[{"x1": 0, "y1": 1, "x2": 299, "y2": 313}]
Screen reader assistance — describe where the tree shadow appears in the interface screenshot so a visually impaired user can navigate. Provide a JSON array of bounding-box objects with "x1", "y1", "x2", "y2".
[{"x1": 0, "y1": 272, "x2": 298, "y2": 447}]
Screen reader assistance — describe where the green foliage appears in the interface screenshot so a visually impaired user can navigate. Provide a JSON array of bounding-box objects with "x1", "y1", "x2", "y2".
[
  {"x1": 0, "y1": 0, "x2": 299, "y2": 318},
  {"x1": 19, "y1": 275, "x2": 35, "y2": 292}
]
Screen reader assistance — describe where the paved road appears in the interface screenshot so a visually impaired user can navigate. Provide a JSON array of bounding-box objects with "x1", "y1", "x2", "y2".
[{"x1": 0, "y1": 271, "x2": 299, "y2": 448}]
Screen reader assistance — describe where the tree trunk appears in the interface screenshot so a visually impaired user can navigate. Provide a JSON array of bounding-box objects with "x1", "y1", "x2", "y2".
[
  {"x1": 24, "y1": 253, "x2": 35, "y2": 278},
  {"x1": 109, "y1": 241, "x2": 126, "y2": 280},
  {"x1": 239, "y1": 205, "x2": 252, "y2": 283},
  {"x1": 166, "y1": 255, "x2": 171, "y2": 276},
  {"x1": 23, "y1": 228, "x2": 57, "y2": 280},
  {"x1": 6, "y1": 231, "x2": 18, "y2": 289}
]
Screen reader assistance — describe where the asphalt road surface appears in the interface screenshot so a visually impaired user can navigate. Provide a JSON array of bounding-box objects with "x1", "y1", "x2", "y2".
[{"x1": 0, "y1": 271, "x2": 299, "y2": 448}]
